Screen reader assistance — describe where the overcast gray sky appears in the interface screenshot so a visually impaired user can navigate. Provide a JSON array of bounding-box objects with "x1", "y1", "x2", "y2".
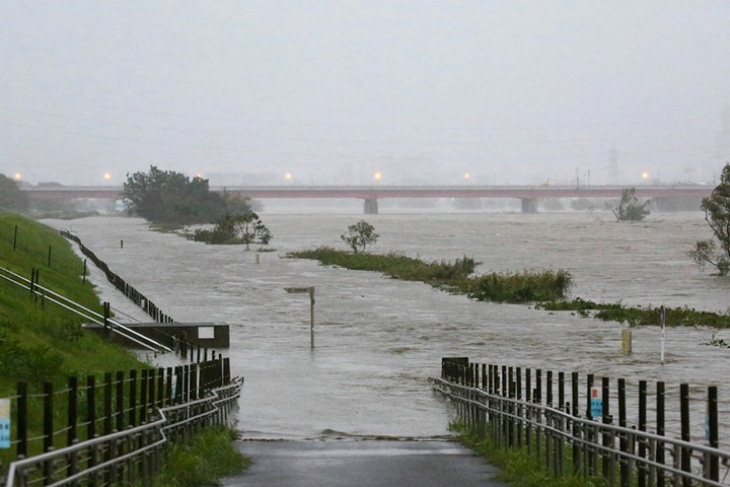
[{"x1": 2, "y1": 1, "x2": 729, "y2": 187}]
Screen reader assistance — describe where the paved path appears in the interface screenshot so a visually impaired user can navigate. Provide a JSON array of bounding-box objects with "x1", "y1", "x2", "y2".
[{"x1": 222, "y1": 440, "x2": 508, "y2": 487}]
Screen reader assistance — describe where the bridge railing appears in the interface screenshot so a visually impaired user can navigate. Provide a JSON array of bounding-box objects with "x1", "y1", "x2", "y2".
[{"x1": 432, "y1": 358, "x2": 728, "y2": 486}]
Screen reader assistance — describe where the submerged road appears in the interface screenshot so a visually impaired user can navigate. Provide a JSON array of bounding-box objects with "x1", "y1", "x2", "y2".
[{"x1": 222, "y1": 440, "x2": 507, "y2": 487}]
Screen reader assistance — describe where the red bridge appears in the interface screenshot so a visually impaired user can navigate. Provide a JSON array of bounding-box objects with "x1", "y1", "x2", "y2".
[{"x1": 23, "y1": 184, "x2": 711, "y2": 214}]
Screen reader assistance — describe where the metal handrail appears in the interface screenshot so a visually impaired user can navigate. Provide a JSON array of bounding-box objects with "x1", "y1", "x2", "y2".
[
  {"x1": 0, "y1": 266, "x2": 171, "y2": 353},
  {"x1": 432, "y1": 377, "x2": 730, "y2": 486},
  {"x1": 3, "y1": 380, "x2": 242, "y2": 486}
]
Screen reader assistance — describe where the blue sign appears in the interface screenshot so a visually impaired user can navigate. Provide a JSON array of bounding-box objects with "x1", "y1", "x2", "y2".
[
  {"x1": 590, "y1": 387, "x2": 603, "y2": 418},
  {"x1": 0, "y1": 399, "x2": 10, "y2": 449}
]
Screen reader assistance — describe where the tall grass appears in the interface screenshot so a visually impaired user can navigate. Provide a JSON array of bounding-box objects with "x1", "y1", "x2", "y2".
[
  {"x1": 147, "y1": 427, "x2": 249, "y2": 487},
  {"x1": 453, "y1": 424, "x2": 604, "y2": 487},
  {"x1": 289, "y1": 247, "x2": 572, "y2": 304}
]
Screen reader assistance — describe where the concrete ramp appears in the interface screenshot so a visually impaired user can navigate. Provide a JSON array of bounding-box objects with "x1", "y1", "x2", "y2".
[{"x1": 223, "y1": 440, "x2": 506, "y2": 487}]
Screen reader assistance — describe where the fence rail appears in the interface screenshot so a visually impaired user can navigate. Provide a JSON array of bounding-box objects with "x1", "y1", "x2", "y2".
[
  {"x1": 432, "y1": 357, "x2": 729, "y2": 487},
  {"x1": 0, "y1": 266, "x2": 170, "y2": 353},
  {"x1": 60, "y1": 230, "x2": 173, "y2": 324},
  {"x1": 0, "y1": 357, "x2": 238, "y2": 486}
]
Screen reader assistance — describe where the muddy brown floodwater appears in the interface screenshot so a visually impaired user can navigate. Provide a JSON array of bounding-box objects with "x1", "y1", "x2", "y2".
[{"x1": 45, "y1": 209, "x2": 730, "y2": 447}]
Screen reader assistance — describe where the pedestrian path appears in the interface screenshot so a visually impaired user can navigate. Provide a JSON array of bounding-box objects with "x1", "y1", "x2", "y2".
[{"x1": 222, "y1": 439, "x2": 507, "y2": 487}]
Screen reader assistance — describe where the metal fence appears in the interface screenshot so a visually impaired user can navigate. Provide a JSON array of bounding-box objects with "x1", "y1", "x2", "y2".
[
  {"x1": 0, "y1": 357, "x2": 241, "y2": 486},
  {"x1": 431, "y1": 357, "x2": 730, "y2": 487}
]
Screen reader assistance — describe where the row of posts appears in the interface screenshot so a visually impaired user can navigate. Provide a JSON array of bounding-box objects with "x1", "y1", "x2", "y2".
[
  {"x1": 442, "y1": 358, "x2": 720, "y2": 485},
  {"x1": 60, "y1": 230, "x2": 174, "y2": 323},
  {"x1": 15, "y1": 358, "x2": 230, "y2": 460}
]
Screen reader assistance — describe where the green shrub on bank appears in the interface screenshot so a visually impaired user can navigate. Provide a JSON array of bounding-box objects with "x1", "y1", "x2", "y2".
[
  {"x1": 538, "y1": 298, "x2": 730, "y2": 328},
  {"x1": 149, "y1": 427, "x2": 249, "y2": 487},
  {"x1": 465, "y1": 269, "x2": 573, "y2": 303},
  {"x1": 289, "y1": 247, "x2": 572, "y2": 304},
  {"x1": 290, "y1": 247, "x2": 477, "y2": 282}
]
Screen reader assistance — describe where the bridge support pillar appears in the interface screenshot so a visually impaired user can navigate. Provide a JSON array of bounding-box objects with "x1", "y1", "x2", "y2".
[
  {"x1": 520, "y1": 198, "x2": 538, "y2": 214},
  {"x1": 364, "y1": 199, "x2": 379, "y2": 215}
]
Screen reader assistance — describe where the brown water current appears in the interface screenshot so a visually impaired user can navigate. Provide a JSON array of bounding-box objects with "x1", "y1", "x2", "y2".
[{"x1": 44, "y1": 211, "x2": 730, "y2": 446}]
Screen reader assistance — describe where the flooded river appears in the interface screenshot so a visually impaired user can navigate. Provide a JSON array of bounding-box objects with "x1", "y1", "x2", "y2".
[{"x1": 44, "y1": 208, "x2": 730, "y2": 444}]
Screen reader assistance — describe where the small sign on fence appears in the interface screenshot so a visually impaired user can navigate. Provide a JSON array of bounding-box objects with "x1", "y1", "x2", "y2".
[
  {"x1": 590, "y1": 386, "x2": 603, "y2": 419},
  {"x1": 0, "y1": 398, "x2": 10, "y2": 449}
]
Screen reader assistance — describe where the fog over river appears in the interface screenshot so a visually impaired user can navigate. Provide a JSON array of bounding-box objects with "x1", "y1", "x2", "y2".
[{"x1": 44, "y1": 210, "x2": 730, "y2": 445}]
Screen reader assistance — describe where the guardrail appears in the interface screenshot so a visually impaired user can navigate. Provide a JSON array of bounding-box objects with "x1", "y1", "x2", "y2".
[
  {"x1": 0, "y1": 266, "x2": 170, "y2": 353},
  {"x1": 60, "y1": 230, "x2": 174, "y2": 324},
  {"x1": 431, "y1": 357, "x2": 729, "y2": 486},
  {"x1": 0, "y1": 357, "x2": 237, "y2": 486}
]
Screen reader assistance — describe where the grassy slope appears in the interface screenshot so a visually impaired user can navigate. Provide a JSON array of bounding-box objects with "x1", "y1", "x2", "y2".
[
  {"x1": 0, "y1": 213, "x2": 247, "y2": 482},
  {"x1": 0, "y1": 212, "x2": 144, "y2": 392}
]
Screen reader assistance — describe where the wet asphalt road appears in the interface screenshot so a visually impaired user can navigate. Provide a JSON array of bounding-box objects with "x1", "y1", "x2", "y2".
[{"x1": 222, "y1": 440, "x2": 508, "y2": 487}]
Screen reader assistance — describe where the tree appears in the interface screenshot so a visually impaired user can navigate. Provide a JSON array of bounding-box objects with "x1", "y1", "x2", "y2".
[
  {"x1": 122, "y1": 166, "x2": 227, "y2": 225},
  {"x1": 0, "y1": 174, "x2": 29, "y2": 211},
  {"x1": 610, "y1": 187, "x2": 650, "y2": 222},
  {"x1": 689, "y1": 163, "x2": 730, "y2": 275},
  {"x1": 341, "y1": 220, "x2": 379, "y2": 254},
  {"x1": 194, "y1": 211, "x2": 273, "y2": 249}
]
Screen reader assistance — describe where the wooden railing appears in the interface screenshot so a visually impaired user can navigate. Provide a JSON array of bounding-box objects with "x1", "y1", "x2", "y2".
[
  {"x1": 432, "y1": 357, "x2": 729, "y2": 486},
  {"x1": 0, "y1": 357, "x2": 240, "y2": 486}
]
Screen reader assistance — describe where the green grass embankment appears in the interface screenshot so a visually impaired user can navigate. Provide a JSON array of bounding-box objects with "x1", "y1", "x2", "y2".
[
  {"x1": 290, "y1": 247, "x2": 730, "y2": 329},
  {"x1": 0, "y1": 212, "x2": 247, "y2": 481},
  {"x1": 0, "y1": 212, "x2": 144, "y2": 390}
]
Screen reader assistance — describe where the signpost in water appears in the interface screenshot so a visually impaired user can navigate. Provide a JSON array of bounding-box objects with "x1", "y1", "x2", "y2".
[{"x1": 285, "y1": 286, "x2": 315, "y2": 349}]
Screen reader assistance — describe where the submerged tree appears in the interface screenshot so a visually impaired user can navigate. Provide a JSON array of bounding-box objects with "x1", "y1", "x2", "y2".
[
  {"x1": 610, "y1": 187, "x2": 650, "y2": 222},
  {"x1": 689, "y1": 163, "x2": 730, "y2": 275},
  {"x1": 341, "y1": 220, "x2": 379, "y2": 254},
  {"x1": 194, "y1": 211, "x2": 272, "y2": 249},
  {"x1": 122, "y1": 166, "x2": 228, "y2": 225}
]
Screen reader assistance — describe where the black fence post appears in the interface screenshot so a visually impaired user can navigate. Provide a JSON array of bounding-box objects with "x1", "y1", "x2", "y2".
[
  {"x1": 707, "y1": 386, "x2": 719, "y2": 482},
  {"x1": 175, "y1": 367, "x2": 183, "y2": 404},
  {"x1": 17, "y1": 381, "x2": 28, "y2": 458},
  {"x1": 586, "y1": 373, "x2": 595, "y2": 476},
  {"x1": 166, "y1": 367, "x2": 173, "y2": 404},
  {"x1": 680, "y1": 383, "x2": 691, "y2": 487},
  {"x1": 602, "y1": 376, "x2": 611, "y2": 481},
  {"x1": 67, "y1": 376, "x2": 79, "y2": 481},
  {"x1": 43, "y1": 382, "x2": 54, "y2": 483},
  {"x1": 116, "y1": 371, "x2": 125, "y2": 432},
  {"x1": 638, "y1": 380, "x2": 647, "y2": 487},
  {"x1": 516, "y1": 367, "x2": 523, "y2": 447},
  {"x1": 47, "y1": 245, "x2": 52, "y2": 267},
  {"x1": 13, "y1": 224, "x2": 18, "y2": 251},
  {"x1": 86, "y1": 375, "x2": 96, "y2": 440},
  {"x1": 139, "y1": 370, "x2": 148, "y2": 424},
  {"x1": 618, "y1": 378, "x2": 628, "y2": 487},
  {"x1": 656, "y1": 381, "x2": 665, "y2": 487},
  {"x1": 157, "y1": 368, "x2": 164, "y2": 408},
  {"x1": 68, "y1": 376, "x2": 78, "y2": 446},
  {"x1": 571, "y1": 371, "x2": 580, "y2": 476},
  {"x1": 129, "y1": 370, "x2": 137, "y2": 428}
]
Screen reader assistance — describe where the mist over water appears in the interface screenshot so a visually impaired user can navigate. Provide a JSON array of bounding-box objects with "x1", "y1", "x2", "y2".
[{"x1": 45, "y1": 211, "x2": 730, "y2": 444}]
